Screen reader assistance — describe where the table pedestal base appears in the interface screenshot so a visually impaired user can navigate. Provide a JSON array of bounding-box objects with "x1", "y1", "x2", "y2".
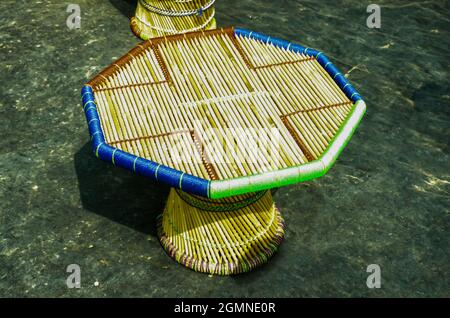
[{"x1": 157, "y1": 189, "x2": 285, "y2": 275}]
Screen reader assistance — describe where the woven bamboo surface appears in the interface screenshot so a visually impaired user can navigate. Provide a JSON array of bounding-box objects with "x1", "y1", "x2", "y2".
[
  {"x1": 88, "y1": 27, "x2": 353, "y2": 181},
  {"x1": 131, "y1": 0, "x2": 216, "y2": 39},
  {"x1": 158, "y1": 188, "x2": 284, "y2": 275}
]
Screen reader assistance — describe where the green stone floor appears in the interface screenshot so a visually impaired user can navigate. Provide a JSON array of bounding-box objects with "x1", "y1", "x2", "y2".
[{"x1": 0, "y1": 0, "x2": 448, "y2": 297}]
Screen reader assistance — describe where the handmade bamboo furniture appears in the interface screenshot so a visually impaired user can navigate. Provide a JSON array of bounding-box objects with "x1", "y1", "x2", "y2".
[
  {"x1": 131, "y1": 0, "x2": 217, "y2": 40},
  {"x1": 81, "y1": 27, "x2": 366, "y2": 275}
]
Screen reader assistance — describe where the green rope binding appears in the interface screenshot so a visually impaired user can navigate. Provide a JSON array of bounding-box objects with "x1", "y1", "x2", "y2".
[{"x1": 175, "y1": 189, "x2": 268, "y2": 212}]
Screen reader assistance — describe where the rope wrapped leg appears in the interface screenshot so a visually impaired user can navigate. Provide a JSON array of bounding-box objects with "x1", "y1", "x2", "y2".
[
  {"x1": 131, "y1": 0, "x2": 217, "y2": 40},
  {"x1": 157, "y1": 189, "x2": 285, "y2": 275}
]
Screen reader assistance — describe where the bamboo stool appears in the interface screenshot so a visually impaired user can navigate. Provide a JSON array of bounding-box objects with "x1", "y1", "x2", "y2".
[
  {"x1": 81, "y1": 27, "x2": 366, "y2": 275},
  {"x1": 131, "y1": 0, "x2": 217, "y2": 40}
]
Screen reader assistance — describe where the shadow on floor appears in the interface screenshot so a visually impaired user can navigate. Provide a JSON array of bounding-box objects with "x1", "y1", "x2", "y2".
[
  {"x1": 74, "y1": 142, "x2": 169, "y2": 235},
  {"x1": 109, "y1": 0, "x2": 136, "y2": 19}
]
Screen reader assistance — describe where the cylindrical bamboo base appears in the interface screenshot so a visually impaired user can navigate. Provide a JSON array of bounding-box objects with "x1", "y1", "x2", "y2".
[
  {"x1": 130, "y1": 0, "x2": 217, "y2": 40},
  {"x1": 157, "y1": 188, "x2": 285, "y2": 275},
  {"x1": 131, "y1": 16, "x2": 217, "y2": 40}
]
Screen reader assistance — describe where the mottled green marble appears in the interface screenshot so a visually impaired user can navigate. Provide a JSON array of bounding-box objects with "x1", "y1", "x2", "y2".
[{"x1": 0, "y1": 0, "x2": 448, "y2": 297}]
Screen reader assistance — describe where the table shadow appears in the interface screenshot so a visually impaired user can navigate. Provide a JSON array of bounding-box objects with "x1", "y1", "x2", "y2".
[
  {"x1": 74, "y1": 142, "x2": 169, "y2": 236},
  {"x1": 109, "y1": 0, "x2": 136, "y2": 19}
]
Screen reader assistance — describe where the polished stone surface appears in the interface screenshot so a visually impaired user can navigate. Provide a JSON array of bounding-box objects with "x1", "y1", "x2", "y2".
[{"x1": 0, "y1": 0, "x2": 448, "y2": 297}]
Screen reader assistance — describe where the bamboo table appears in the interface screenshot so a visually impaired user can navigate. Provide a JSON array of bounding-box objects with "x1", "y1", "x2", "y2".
[{"x1": 81, "y1": 27, "x2": 365, "y2": 275}]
